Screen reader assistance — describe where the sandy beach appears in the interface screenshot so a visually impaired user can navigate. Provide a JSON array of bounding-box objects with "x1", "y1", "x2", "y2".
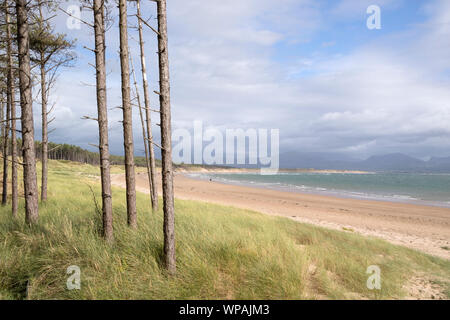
[{"x1": 111, "y1": 172, "x2": 450, "y2": 259}]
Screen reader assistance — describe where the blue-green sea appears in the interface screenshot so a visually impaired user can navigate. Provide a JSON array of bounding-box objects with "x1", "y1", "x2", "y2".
[{"x1": 189, "y1": 172, "x2": 450, "y2": 208}]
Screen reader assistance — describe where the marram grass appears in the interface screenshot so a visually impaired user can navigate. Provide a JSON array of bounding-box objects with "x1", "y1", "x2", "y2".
[{"x1": 0, "y1": 160, "x2": 449, "y2": 299}]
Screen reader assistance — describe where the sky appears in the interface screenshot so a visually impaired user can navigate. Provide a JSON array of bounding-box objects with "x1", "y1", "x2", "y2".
[{"x1": 41, "y1": 0, "x2": 450, "y2": 161}]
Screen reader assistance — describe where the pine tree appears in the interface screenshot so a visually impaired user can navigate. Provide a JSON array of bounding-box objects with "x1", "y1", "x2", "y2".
[
  {"x1": 157, "y1": 0, "x2": 176, "y2": 274},
  {"x1": 5, "y1": 0, "x2": 18, "y2": 217},
  {"x1": 16, "y1": 0, "x2": 39, "y2": 224},
  {"x1": 93, "y1": 0, "x2": 113, "y2": 241},
  {"x1": 136, "y1": 0, "x2": 158, "y2": 211},
  {"x1": 29, "y1": 0, "x2": 75, "y2": 202},
  {"x1": 118, "y1": 0, "x2": 137, "y2": 228}
]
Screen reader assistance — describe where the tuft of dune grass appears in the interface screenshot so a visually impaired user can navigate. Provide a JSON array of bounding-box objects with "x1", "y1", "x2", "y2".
[{"x1": 0, "y1": 160, "x2": 448, "y2": 300}]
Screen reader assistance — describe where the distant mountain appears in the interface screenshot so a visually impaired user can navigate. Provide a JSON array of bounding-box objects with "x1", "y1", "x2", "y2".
[
  {"x1": 357, "y1": 153, "x2": 425, "y2": 171},
  {"x1": 279, "y1": 152, "x2": 450, "y2": 173},
  {"x1": 426, "y1": 156, "x2": 450, "y2": 172},
  {"x1": 279, "y1": 152, "x2": 359, "y2": 170}
]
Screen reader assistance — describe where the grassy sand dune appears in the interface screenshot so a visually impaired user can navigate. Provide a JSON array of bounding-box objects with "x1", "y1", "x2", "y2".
[{"x1": 0, "y1": 160, "x2": 449, "y2": 299}]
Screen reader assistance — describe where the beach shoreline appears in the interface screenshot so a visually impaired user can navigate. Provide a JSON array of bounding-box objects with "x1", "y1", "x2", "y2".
[
  {"x1": 185, "y1": 171, "x2": 450, "y2": 209},
  {"x1": 111, "y1": 172, "x2": 450, "y2": 259}
]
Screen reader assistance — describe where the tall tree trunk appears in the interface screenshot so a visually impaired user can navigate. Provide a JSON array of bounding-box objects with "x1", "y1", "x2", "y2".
[
  {"x1": 1, "y1": 95, "x2": 4, "y2": 151},
  {"x1": 130, "y1": 54, "x2": 153, "y2": 213},
  {"x1": 136, "y1": 0, "x2": 158, "y2": 211},
  {"x1": 1, "y1": 90, "x2": 8, "y2": 206},
  {"x1": 118, "y1": 0, "x2": 137, "y2": 228},
  {"x1": 94, "y1": 0, "x2": 113, "y2": 242},
  {"x1": 16, "y1": 0, "x2": 39, "y2": 224},
  {"x1": 38, "y1": 4, "x2": 48, "y2": 202},
  {"x1": 6, "y1": 1, "x2": 18, "y2": 217},
  {"x1": 2, "y1": 0, "x2": 17, "y2": 211},
  {"x1": 40, "y1": 61, "x2": 48, "y2": 201},
  {"x1": 157, "y1": 0, "x2": 176, "y2": 274},
  {"x1": 11, "y1": 95, "x2": 17, "y2": 217}
]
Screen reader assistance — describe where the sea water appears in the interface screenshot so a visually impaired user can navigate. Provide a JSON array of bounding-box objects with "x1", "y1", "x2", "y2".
[{"x1": 189, "y1": 172, "x2": 450, "y2": 208}]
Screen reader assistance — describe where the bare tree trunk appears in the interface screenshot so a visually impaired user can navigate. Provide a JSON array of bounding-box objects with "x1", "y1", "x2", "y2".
[
  {"x1": 130, "y1": 54, "x2": 153, "y2": 212},
  {"x1": 93, "y1": 0, "x2": 113, "y2": 242},
  {"x1": 1, "y1": 95, "x2": 8, "y2": 206},
  {"x1": 10, "y1": 98, "x2": 17, "y2": 217},
  {"x1": 38, "y1": 4, "x2": 48, "y2": 202},
  {"x1": 0, "y1": 96, "x2": 4, "y2": 151},
  {"x1": 16, "y1": 0, "x2": 39, "y2": 224},
  {"x1": 136, "y1": 0, "x2": 158, "y2": 212},
  {"x1": 2, "y1": 63, "x2": 10, "y2": 205},
  {"x1": 6, "y1": 1, "x2": 18, "y2": 217},
  {"x1": 6, "y1": 17, "x2": 18, "y2": 216},
  {"x1": 157, "y1": 0, "x2": 176, "y2": 274},
  {"x1": 40, "y1": 61, "x2": 48, "y2": 201},
  {"x1": 119, "y1": 0, "x2": 137, "y2": 228}
]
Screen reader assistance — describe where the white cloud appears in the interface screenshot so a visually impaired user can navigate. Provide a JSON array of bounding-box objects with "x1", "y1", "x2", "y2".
[
  {"x1": 40, "y1": 0, "x2": 450, "y2": 160},
  {"x1": 330, "y1": 0, "x2": 403, "y2": 19}
]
